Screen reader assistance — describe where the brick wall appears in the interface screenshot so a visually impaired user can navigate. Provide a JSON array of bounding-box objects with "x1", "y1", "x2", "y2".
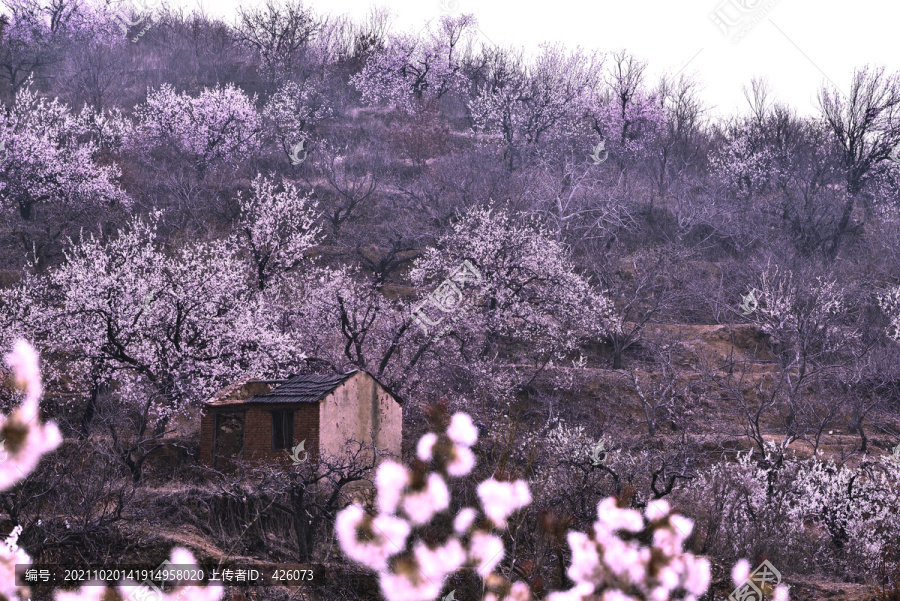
[
  {"x1": 201, "y1": 402, "x2": 320, "y2": 465},
  {"x1": 242, "y1": 402, "x2": 320, "y2": 462}
]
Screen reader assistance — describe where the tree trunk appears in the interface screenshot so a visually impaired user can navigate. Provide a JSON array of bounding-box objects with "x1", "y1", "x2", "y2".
[
  {"x1": 292, "y1": 487, "x2": 312, "y2": 562},
  {"x1": 80, "y1": 384, "x2": 99, "y2": 440}
]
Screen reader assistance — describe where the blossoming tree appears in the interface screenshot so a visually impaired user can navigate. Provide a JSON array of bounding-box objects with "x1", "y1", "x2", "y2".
[
  {"x1": 0, "y1": 82, "x2": 129, "y2": 228},
  {"x1": 1, "y1": 215, "x2": 300, "y2": 480},
  {"x1": 351, "y1": 14, "x2": 477, "y2": 113},
  {"x1": 236, "y1": 174, "x2": 321, "y2": 290},
  {"x1": 129, "y1": 83, "x2": 262, "y2": 176},
  {"x1": 262, "y1": 79, "x2": 332, "y2": 163},
  {"x1": 469, "y1": 43, "x2": 604, "y2": 169}
]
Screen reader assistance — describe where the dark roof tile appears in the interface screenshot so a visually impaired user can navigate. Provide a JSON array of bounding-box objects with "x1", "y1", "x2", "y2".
[{"x1": 244, "y1": 371, "x2": 358, "y2": 404}]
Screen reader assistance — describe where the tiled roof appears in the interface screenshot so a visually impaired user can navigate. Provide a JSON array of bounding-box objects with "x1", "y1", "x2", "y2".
[{"x1": 244, "y1": 371, "x2": 359, "y2": 404}]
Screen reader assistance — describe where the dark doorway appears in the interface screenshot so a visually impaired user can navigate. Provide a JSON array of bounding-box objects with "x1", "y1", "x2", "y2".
[{"x1": 213, "y1": 412, "x2": 245, "y2": 471}]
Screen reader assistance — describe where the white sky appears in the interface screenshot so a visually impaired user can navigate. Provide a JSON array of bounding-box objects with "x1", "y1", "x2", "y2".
[{"x1": 191, "y1": 0, "x2": 896, "y2": 119}]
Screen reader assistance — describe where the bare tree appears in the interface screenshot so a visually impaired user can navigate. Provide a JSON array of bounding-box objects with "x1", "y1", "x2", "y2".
[
  {"x1": 236, "y1": 0, "x2": 321, "y2": 82},
  {"x1": 594, "y1": 249, "x2": 682, "y2": 369},
  {"x1": 228, "y1": 440, "x2": 379, "y2": 563},
  {"x1": 818, "y1": 65, "x2": 900, "y2": 260},
  {"x1": 651, "y1": 72, "x2": 708, "y2": 198},
  {"x1": 620, "y1": 340, "x2": 685, "y2": 437}
]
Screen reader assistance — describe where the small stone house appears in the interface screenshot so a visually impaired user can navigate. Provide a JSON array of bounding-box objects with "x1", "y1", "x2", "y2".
[{"x1": 199, "y1": 370, "x2": 402, "y2": 470}]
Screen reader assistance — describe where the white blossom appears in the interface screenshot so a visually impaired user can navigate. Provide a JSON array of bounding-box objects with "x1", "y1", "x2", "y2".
[
  {"x1": 477, "y1": 479, "x2": 532, "y2": 528},
  {"x1": 447, "y1": 412, "x2": 478, "y2": 446},
  {"x1": 416, "y1": 433, "x2": 438, "y2": 462}
]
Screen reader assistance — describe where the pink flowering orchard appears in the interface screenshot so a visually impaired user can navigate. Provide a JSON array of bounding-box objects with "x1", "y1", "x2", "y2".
[{"x1": 0, "y1": 0, "x2": 897, "y2": 599}]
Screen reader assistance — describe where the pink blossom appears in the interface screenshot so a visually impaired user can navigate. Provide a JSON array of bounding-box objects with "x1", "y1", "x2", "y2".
[
  {"x1": 446, "y1": 445, "x2": 476, "y2": 476},
  {"x1": 731, "y1": 558, "x2": 751, "y2": 587},
  {"x1": 0, "y1": 526, "x2": 30, "y2": 601},
  {"x1": 416, "y1": 433, "x2": 438, "y2": 461},
  {"x1": 402, "y1": 473, "x2": 450, "y2": 525},
  {"x1": 684, "y1": 556, "x2": 711, "y2": 595},
  {"x1": 477, "y1": 478, "x2": 532, "y2": 528},
  {"x1": 469, "y1": 531, "x2": 505, "y2": 576},
  {"x1": 645, "y1": 500, "x2": 670, "y2": 521},
  {"x1": 773, "y1": 584, "x2": 791, "y2": 601},
  {"x1": 668, "y1": 515, "x2": 694, "y2": 540},
  {"x1": 546, "y1": 582, "x2": 594, "y2": 601},
  {"x1": 447, "y1": 412, "x2": 478, "y2": 446},
  {"x1": 376, "y1": 461, "x2": 409, "y2": 515},
  {"x1": 602, "y1": 537, "x2": 644, "y2": 581},
  {"x1": 378, "y1": 570, "x2": 443, "y2": 601},
  {"x1": 652, "y1": 526, "x2": 681, "y2": 557},
  {"x1": 336, "y1": 411, "x2": 715, "y2": 601},
  {"x1": 0, "y1": 341, "x2": 62, "y2": 492},
  {"x1": 5, "y1": 340, "x2": 41, "y2": 405},
  {"x1": 130, "y1": 83, "x2": 261, "y2": 172},
  {"x1": 595, "y1": 498, "x2": 643, "y2": 533},
  {"x1": 454, "y1": 507, "x2": 477, "y2": 533},
  {"x1": 602, "y1": 590, "x2": 638, "y2": 601},
  {"x1": 335, "y1": 505, "x2": 410, "y2": 570},
  {"x1": 565, "y1": 531, "x2": 602, "y2": 584},
  {"x1": 413, "y1": 538, "x2": 466, "y2": 581}
]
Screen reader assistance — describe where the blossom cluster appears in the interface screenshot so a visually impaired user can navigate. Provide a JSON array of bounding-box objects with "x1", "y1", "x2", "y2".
[
  {"x1": 0, "y1": 526, "x2": 31, "y2": 601},
  {"x1": 336, "y1": 412, "x2": 530, "y2": 601},
  {"x1": 262, "y1": 80, "x2": 333, "y2": 154},
  {"x1": 1, "y1": 214, "x2": 305, "y2": 424},
  {"x1": 237, "y1": 174, "x2": 321, "y2": 289},
  {"x1": 0, "y1": 340, "x2": 223, "y2": 601},
  {"x1": 0, "y1": 83, "x2": 129, "y2": 220},
  {"x1": 469, "y1": 43, "x2": 604, "y2": 148},
  {"x1": 350, "y1": 15, "x2": 476, "y2": 113},
  {"x1": 336, "y1": 410, "x2": 770, "y2": 601},
  {"x1": 0, "y1": 341, "x2": 58, "y2": 601},
  {"x1": 410, "y1": 205, "x2": 614, "y2": 361},
  {"x1": 787, "y1": 453, "x2": 900, "y2": 568},
  {"x1": 746, "y1": 263, "x2": 848, "y2": 353},
  {"x1": 0, "y1": 340, "x2": 62, "y2": 491},
  {"x1": 545, "y1": 498, "x2": 711, "y2": 601}
]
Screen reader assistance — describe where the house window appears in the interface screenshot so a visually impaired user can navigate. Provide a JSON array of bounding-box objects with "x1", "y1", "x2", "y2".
[{"x1": 271, "y1": 410, "x2": 294, "y2": 450}]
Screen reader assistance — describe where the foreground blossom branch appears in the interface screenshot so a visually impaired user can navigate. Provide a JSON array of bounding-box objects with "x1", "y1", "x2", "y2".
[
  {"x1": 0, "y1": 340, "x2": 223, "y2": 601},
  {"x1": 336, "y1": 410, "x2": 530, "y2": 601},
  {"x1": 0, "y1": 340, "x2": 62, "y2": 491},
  {"x1": 336, "y1": 409, "x2": 789, "y2": 601},
  {"x1": 0, "y1": 340, "x2": 60, "y2": 601}
]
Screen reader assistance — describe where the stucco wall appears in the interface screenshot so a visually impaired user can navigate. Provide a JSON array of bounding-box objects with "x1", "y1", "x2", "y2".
[{"x1": 318, "y1": 372, "x2": 402, "y2": 461}]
